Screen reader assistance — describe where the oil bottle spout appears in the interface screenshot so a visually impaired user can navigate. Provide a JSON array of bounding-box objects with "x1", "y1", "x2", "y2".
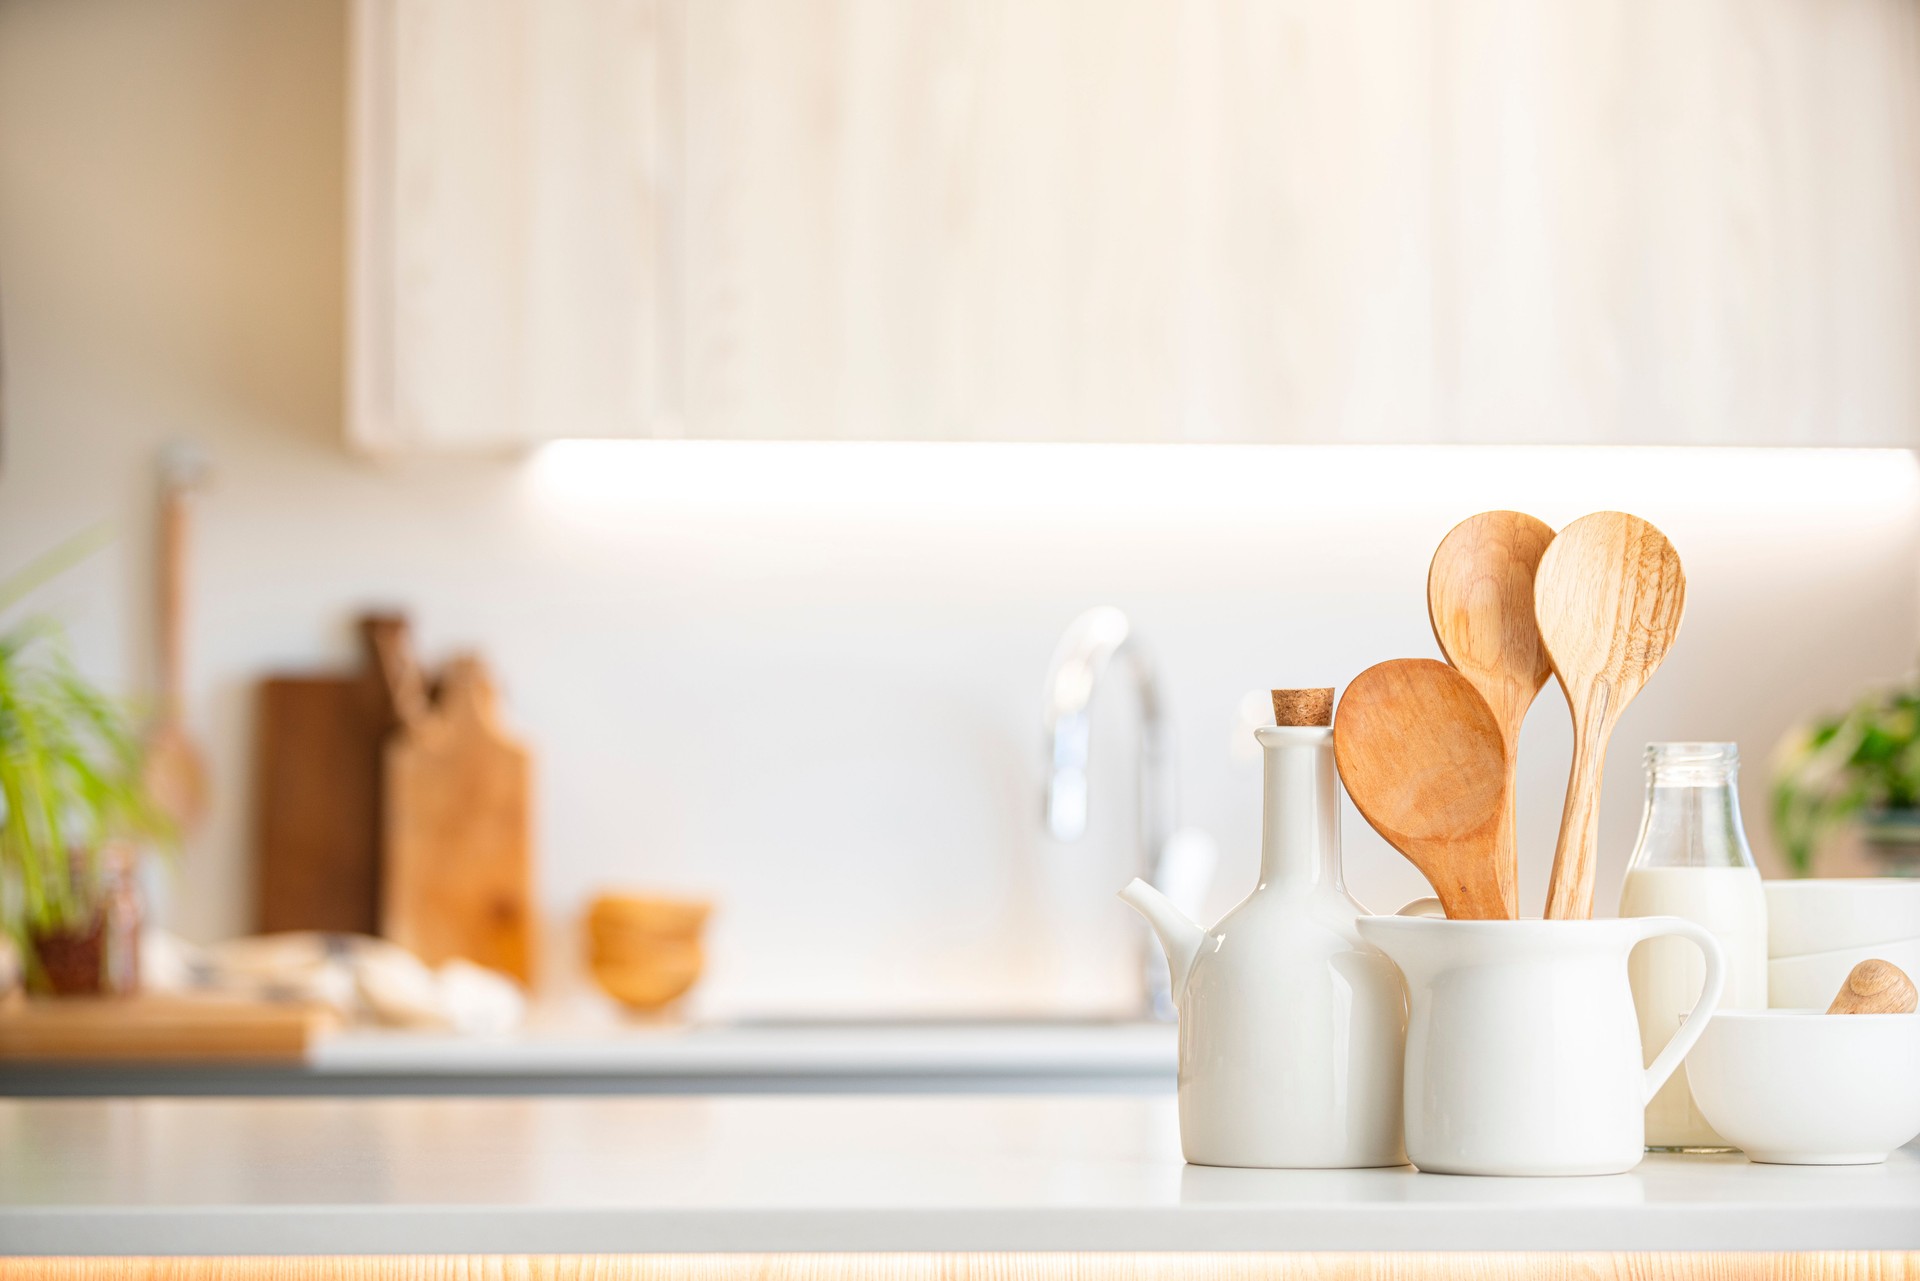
[{"x1": 1118, "y1": 878, "x2": 1203, "y2": 1005}]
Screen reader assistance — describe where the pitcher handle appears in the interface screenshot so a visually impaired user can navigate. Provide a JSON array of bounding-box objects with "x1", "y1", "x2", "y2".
[{"x1": 1629, "y1": 917, "x2": 1727, "y2": 1104}]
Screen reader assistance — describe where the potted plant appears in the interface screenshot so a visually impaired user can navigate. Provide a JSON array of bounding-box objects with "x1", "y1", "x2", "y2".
[
  {"x1": 0, "y1": 535, "x2": 172, "y2": 994},
  {"x1": 1771, "y1": 677, "x2": 1920, "y2": 877}
]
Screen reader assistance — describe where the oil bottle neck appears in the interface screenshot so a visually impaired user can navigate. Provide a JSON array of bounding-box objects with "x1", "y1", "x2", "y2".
[{"x1": 1256, "y1": 726, "x2": 1343, "y2": 889}]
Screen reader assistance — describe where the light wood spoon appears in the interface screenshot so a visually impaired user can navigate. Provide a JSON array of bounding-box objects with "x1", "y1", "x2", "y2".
[
  {"x1": 1427, "y1": 511, "x2": 1556, "y2": 918},
  {"x1": 1534, "y1": 512, "x2": 1686, "y2": 919},
  {"x1": 1334, "y1": 658, "x2": 1511, "y2": 919},
  {"x1": 1828, "y1": 959, "x2": 1918, "y2": 1015},
  {"x1": 143, "y1": 444, "x2": 211, "y2": 834}
]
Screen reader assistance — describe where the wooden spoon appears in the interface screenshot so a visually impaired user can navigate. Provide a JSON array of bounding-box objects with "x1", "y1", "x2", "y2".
[
  {"x1": 1427, "y1": 511, "x2": 1556, "y2": 917},
  {"x1": 1828, "y1": 959, "x2": 1918, "y2": 1015},
  {"x1": 143, "y1": 444, "x2": 211, "y2": 834},
  {"x1": 1534, "y1": 512, "x2": 1686, "y2": 919},
  {"x1": 1334, "y1": 658, "x2": 1511, "y2": 919}
]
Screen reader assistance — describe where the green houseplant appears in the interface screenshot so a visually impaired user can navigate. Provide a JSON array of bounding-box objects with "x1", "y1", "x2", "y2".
[
  {"x1": 1771, "y1": 677, "x2": 1920, "y2": 877},
  {"x1": 0, "y1": 533, "x2": 172, "y2": 993}
]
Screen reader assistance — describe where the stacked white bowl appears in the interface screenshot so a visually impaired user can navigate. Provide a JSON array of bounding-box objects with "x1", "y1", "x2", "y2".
[
  {"x1": 1676, "y1": 879, "x2": 1920, "y2": 1165},
  {"x1": 1765, "y1": 879, "x2": 1920, "y2": 1008}
]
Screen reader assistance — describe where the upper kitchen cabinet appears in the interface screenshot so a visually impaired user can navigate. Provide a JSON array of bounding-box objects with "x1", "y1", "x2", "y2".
[
  {"x1": 349, "y1": 0, "x2": 667, "y2": 451},
  {"x1": 349, "y1": 0, "x2": 1920, "y2": 450}
]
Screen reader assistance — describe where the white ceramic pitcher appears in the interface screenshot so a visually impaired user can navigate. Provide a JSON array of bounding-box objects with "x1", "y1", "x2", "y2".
[
  {"x1": 1355, "y1": 915, "x2": 1725, "y2": 1177},
  {"x1": 1122, "y1": 723, "x2": 1406, "y2": 1169}
]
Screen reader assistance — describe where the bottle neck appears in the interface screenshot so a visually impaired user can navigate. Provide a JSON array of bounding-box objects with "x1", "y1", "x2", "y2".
[
  {"x1": 1257, "y1": 727, "x2": 1342, "y2": 889},
  {"x1": 1629, "y1": 744, "x2": 1756, "y2": 871}
]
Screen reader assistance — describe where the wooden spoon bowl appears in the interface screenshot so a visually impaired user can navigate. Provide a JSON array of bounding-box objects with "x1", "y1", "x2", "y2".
[
  {"x1": 1334, "y1": 658, "x2": 1512, "y2": 919},
  {"x1": 1533, "y1": 512, "x2": 1686, "y2": 919},
  {"x1": 1427, "y1": 511, "x2": 1556, "y2": 916}
]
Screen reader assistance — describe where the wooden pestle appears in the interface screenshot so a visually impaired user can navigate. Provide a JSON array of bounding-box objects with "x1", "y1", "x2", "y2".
[{"x1": 1826, "y1": 959, "x2": 1919, "y2": 1015}]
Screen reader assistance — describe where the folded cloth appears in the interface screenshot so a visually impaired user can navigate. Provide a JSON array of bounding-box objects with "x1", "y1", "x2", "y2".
[{"x1": 141, "y1": 930, "x2": 524, "y2": 1034}]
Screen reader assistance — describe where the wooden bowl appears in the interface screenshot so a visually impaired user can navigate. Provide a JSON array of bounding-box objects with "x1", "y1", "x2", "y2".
[
  {"x1": 586, "y1": 894, "x2": 709, "y2": 939},
  {"x1": 588, "y1": 928, "x2": 699, "y2": 967},
  {"x1": 589, "y1": 947, "x2": 704, "y2": 1012},
  {"x1": 583, "y1": 893, "x2": 710, "y2": 1012}
]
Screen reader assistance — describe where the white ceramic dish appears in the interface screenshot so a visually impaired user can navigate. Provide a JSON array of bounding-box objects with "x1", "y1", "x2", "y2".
[
  {"x1": 1687, "y1": 1008, "x2": 1920, "y2": 1164},
  {"x1": 1768, "y1": 937, "x2": 1920, "y2": 1009},
  {"x1": 1765, "y1": 878, "x2": 1920, "y2": 959}
]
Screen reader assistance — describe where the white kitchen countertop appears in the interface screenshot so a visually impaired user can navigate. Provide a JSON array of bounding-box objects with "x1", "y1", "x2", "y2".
[{"x1": 2, "y1": 1095, "x2": 1915, "y2": 1255}]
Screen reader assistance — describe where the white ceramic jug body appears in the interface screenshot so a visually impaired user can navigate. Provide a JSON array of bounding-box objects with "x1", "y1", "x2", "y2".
[
  {"x1": 1153, "y1": 726, "x2": 1406, "y2": 1169},
  {"x1": 1355, "y1": 916, "x2": 1726, "y2": 1177}
]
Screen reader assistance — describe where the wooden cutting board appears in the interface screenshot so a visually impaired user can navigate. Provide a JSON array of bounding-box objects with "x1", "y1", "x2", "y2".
[
  {"x1": 253, "y1": 616, "x2": 412, "y2": 934},
  {"x1": 381, "y1": 656, "x2": 535, "y2": 982},
  {"x1": 0, "y1": 997, "x2": 330, "y2": 1063}
]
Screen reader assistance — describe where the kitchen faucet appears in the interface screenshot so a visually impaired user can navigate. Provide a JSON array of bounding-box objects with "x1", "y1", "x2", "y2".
[{"x1": 1042, "y1": 606, "x2": 1208, "y2": 1021}]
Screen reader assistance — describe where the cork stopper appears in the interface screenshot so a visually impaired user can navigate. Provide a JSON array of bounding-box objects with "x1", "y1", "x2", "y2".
[{"x1": 1271, "y1": 687, "x2": 1335, "y2": 728}]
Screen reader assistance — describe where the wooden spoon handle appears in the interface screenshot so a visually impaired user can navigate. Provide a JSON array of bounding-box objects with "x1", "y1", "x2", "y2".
[
  {"x1": 1828, "y1": 959, "x2": 1919, "y2": 1014},
  {"x1": 1493, "y1": 760, "x2": 1520, "y2": 919},
  {"x1": 1545, "y1": 718, "x2": 1608, "y2": 919},
  {"x1": 157, "y1": 486, "x2": 188, "y2": 720}
]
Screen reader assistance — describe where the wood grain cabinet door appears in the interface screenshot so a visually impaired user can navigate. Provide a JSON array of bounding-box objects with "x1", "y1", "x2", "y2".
[
  {"x1": 351, "y1": 0, "x2": 1920, "y2": 449},
  {"x1": 351, "y1": 0, "x2": 666, "y2": 452}
]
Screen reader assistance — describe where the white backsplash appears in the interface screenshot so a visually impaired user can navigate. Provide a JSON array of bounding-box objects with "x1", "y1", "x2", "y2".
[{"x1": 7, "y1": 434, "x2": 1918, "y2": 1017}]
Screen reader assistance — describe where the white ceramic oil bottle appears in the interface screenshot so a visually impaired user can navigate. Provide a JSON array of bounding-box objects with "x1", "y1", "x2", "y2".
[
  {"x1": 1120, "y1": 688, "x2": 1406, "y2": 1169},
  {"x1": 1618, "y1": 742, "x2": 1769, "y2": 1152}
]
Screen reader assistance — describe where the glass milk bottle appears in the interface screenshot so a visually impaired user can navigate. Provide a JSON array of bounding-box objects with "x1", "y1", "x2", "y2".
[{"x1": 1618, "y1": 742, "x2": 1769, "y2": 1152}]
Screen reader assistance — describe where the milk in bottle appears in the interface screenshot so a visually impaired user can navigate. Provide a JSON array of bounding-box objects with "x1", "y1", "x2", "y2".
[{"x1": 1618, "y1": 743, "x2": 1768, "y2": 1151}]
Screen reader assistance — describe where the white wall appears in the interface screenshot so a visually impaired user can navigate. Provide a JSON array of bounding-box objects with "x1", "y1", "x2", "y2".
[{"x1": 4, "y1": 0, "x2": 1919, "y2": 1017}]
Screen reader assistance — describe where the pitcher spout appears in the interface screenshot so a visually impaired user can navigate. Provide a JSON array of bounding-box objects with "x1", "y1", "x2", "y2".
[{"x1": 1119, "y1": 878, "x2": 1203, "y2": 1004}]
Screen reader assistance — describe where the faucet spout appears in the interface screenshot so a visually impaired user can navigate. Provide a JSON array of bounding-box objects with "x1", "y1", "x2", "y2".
[
  {"x1": 1041, "y1": 607, "x2": 1169, "y2": 851},
  {"x1": 1042, "y1": 606, "x2": 1194, "y2": 1020}
]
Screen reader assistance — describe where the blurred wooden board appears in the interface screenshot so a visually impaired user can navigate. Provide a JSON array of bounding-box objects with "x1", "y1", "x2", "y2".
[
  {"x1": 0, "y1": 997, "x2": 328, "y2": 1063},
  {"x1": 382, "y1": 656, "x2": 534, "y2": 982},
  {"x1": 253, "y1": 676, "x2": 384, "y2": 933},
  {"x1": 253, "y1": 617, "x2": 412, "y2": 935}
]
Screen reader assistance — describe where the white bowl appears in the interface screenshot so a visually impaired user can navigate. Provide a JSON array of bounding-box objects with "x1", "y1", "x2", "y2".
[
  {"x1": 1765, "y1": 878, "x2": 1920, "y2": 959},
  {"x1": 1686, "y1": 1009, "x2": 1920, "y2": 1164},
  {"x1": 1768, "y1": 937, "x2": 1920, "y2": 1008}
]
